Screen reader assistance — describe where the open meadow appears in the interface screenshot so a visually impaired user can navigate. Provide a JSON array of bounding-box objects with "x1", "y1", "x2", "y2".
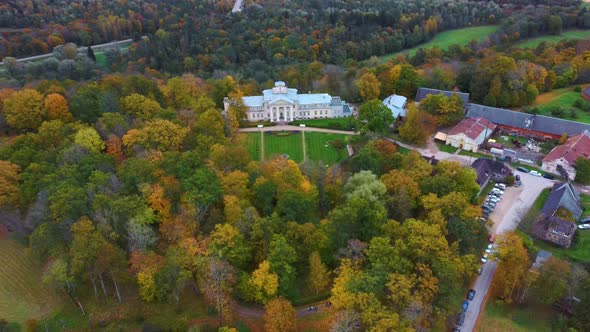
[
  {"x1": 530, "y1": 85, "x2": 590, "y2": 123},
  {"x1": 0, "y1": 238, "x2": 63, "y2": 324},
  {"x1": 512, "y1": 30, "x2": 590, "y2": 49},
  {"x1": 380, "y1": 25, "x2": 500, "y2": 61}
]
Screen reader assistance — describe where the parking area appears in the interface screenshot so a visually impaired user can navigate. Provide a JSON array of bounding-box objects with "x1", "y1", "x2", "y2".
[{"x1": 460, "y1": 170, "x2": 554, "y2": 332}]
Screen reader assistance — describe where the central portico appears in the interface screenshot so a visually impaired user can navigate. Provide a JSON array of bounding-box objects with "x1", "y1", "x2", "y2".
[{"x1": 223, "y1": 81, "x2": 351, "y2": 122}]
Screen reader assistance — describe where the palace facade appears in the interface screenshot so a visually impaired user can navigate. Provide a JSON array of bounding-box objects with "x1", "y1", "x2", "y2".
[{"x1": 223, "y1": 81, "x2": 352, "y2": 122}]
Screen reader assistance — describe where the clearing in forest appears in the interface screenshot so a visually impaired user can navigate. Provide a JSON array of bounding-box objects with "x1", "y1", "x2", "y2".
[
  {"x1": 379, "y1": 25, "x2": 500, "y2": 61},
  {"x1": 512, "y1": 29, "x2": 590, "y2": 49},
  {"x1": 0, "y1": 238, "x2": 63, "y2": 324}
]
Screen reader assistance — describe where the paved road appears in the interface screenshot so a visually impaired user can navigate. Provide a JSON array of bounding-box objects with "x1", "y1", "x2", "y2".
[
  {"x1": 0, "y1": 39, "x2": 134, "y2": 65},
  {"x1": 238, "y1": 125, "x2": 359, "y2": 135},
  {"x1": 461, "y1": 171, "x2": 554, "y2": 332}
]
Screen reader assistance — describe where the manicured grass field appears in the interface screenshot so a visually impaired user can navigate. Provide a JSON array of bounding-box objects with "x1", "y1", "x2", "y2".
[
  {"x1": 379, "y1": 25, "x2": 500, "y2": 61},
  {"x1": 479, "y1": 301, "x2": 556, "y2": 332},
  {"x1": 512, "y1": 30, "x2": 590, "y2": 49},
  {"x1": 264, "y1": 132, "x2": 304, "y2": 162},
  {"x1": 0, "y1": 238, "x2": 63, "y2": 324},
  {"x1": 241, "y1": 132, "x2": 349, "y2": 164},
  {"x1": 304, "y1": 132, "x2": 350, "y2": 165},
  {"x1": 289, "y1": 117, "x2": 354, "y2": 131},
  {"x1": 531, "y1": 85, "x2": 590, "y2": 123}
]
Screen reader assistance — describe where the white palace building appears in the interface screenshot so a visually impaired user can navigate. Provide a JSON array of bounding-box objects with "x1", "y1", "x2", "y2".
[{"x1": 223, "y1": 81, "x2": 352, "y2": 123}]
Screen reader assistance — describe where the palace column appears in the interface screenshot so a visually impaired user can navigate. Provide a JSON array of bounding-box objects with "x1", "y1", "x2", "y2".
[
  {"x1": 290, "y1": 107, "x2": 294, "y2": 121},
  {"x1": 270, "y1": 107, "x2": 274, "y2": 122}
]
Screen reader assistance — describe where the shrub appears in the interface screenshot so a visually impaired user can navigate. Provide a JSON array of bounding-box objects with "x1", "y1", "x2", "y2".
[
  {"x1": 570, "y1": 109, "x2": 578, "y2": 119},
  {"x1": 574, "y1": 85, "x2": 582, "y2": 92},
  {"x1": 550, "y1": 106, "x2": 565, "y2": 117}
]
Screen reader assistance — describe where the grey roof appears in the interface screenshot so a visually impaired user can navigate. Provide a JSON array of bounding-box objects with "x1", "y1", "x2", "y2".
[
  {"x1": 331, "y1": 96, "x2": 343, "y2": 106},
  {"x1": 415, "y1": 87, "x2": 470, "y2": 104},
  {"x1": 466, "y1": 104, "x2": 590, "y2": 137},
  {"x1": 343, "y1": 103, "x2": 352, "y2": 115},
  {"x1": 471, "y1": 158, "x2": 511, "y2": 186},
  {"x1": 541, "y1": 183, "x2": 583, "y2": 220}
]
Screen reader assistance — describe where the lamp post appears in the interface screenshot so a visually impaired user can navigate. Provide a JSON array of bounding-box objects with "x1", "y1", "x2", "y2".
[
  {"x1": 258, "y1": 124, "x2": 264, "y2": 161},
  {"x1": 300, "y1": 124, "x2": 306, "y2": 161}
]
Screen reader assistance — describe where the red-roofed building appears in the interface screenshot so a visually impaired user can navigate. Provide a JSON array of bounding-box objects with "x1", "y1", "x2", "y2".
[
  {"x1": 542, "y1": 130, "x2": 590, "y2": 180},
  {"x1": 445, "y1": 117, "x2": 497, "y2": 152}
]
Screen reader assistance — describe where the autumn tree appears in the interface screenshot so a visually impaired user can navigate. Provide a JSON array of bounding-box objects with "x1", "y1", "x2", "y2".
[
  {"x1": 269, "y1": 234, "x2": 297, "y2": 296},
  {"x1": 3, "y1": 89, "x2": 45, "y2": 131},
  {"x1": 44, "y1": 93, "x2": 73, "y2": 122},
  {"x1": 263, "y1": 297, "x2": 297, "y2": 332},
  {"x1": 492, "y1": 232, "x2": 530, "y2": 302},
  {"x1": 419, "y1": 93, "x2": 464, "y2": 127},
  {"x1": 74, "y1": 127, "x2": 105, "y2": 153},
  {"x1": 123, "y1": 119, "x2": 189, "y2": 152},
  {"x1": 399, "y1": 103, "x2": 433, "y2": 145},
  {"x1": 355, "y1": 99, "x2": 394, "y2": 135},
  {"x1": 356, "y1": 72, "x2": 381, "y2": 102},
  {"x1": 120, "y1": 93, "x2": 162, "y2": 119},
  {"x1": 0, "y1": 161, "x2": 20, "y2": 206},
  {"x1": 200, "y1": 259, "x2": 236, "y2": 325},
  {"x1": 249, "y1": 260, "x2": 279, "y2": 304},
  {"x1": 208, "y1": 223, "x2": 251, "y2": 269},
  {"x1": 308, "y1": 251, "x2": 330, "y2": 295}
]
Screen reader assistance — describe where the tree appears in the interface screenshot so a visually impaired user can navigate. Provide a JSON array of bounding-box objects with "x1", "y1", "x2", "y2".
[
  {"x1": 208, "y1": 223, "x2": 251, "y2": 269},
  {"x1": 183, "y1": 168, "x2": 222, "y2": 221},
  {"x1": 269, "y1": 235, "x2": 297, "y2": 296},
  {"x1": 530, "y1": 257, "x2": 571, "y2": 304},
  {"x1": 249, "y1": 260, "x2": 279, "y2": 304},
  {"x1": 123, "y1": 119, "x2": 189, "y2": 152},
  {"x1": 3, "y1": 89, "x2": 45, "y2": 131},
  {"x1": 74, "y1": 127, "x2": 105, "y2": 153},
  {"x1": 308, "y1": 251, "x2": 330, "y2": 295},
  {"x1": 355, "y1": 100, "x2": 394, "y2": 135},
  {"x1": 356, "y1": 72, "x2": 381, "y2": 102},
  {"x1": 120, "y1": 93, "x2": 162, "y2": 119},
  {"x1": 575, "y1": 157, "x2": 590, "y2": 184},
  {"x1": 87, "y1": 46, "x2": 96, "y2": 62},
  {"x1": 492, "y1": 232, "x2": 530, "y2": 302},
  {"x1": 0, "y1": 161, "x2": 20, "y2": 207},
  {"x1": 419, "y1": 93, "x2": 464, "y2": 126},
  {"x1": 44, "y1": 93, "x2": 73, "y2": 122},
  {"x1": 264, "y1": 298, "x2": 297, "y2": 332},
  {"x1": 200, "y1": 259, "x2": 236, "y2": 325},
  {"x1": 399, "y1": 103, "x2": 432, "y2": 144}
]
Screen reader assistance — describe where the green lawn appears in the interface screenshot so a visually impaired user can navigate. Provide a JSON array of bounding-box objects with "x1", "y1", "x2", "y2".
[
  {"x1": 241, "y1": 132, "x2": 349, "y2": 164},
  {"x1": 0, "y1": 238, "x2": 63, "y2": 324},
  {"x1": 530, "y1": 85, "x2": 590, "y2": 124},
  {"x1": 380, "y1": 25, "x2": 500, "y2": 61},
  {"x1": 512, "y1": 29, "x2": 590, "y2": 49},
  {"x1": 479, "y1": 301, "x2": 558, "y2": 332},
  {"x1": 436, "y1": 142, "x2": 458, "y2": 154},
  {"x1": 264, "y1": 132, "x2": 304, "y2": 162},
  {"x1": 242, "y1": 132, "x2": 261, "y2": 162},
  {"x1": 304, "y1": 132, "x2": 350, "y2": 165},
  {"x1": 459, "y1": 149, "x2": 491, "y2": 159},
  {"x1": 289, "y1": 117, "x2": 354, "y2": 131}
]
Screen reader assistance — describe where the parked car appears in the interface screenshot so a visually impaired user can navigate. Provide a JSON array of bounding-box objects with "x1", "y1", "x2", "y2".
[
  {"x1": 462, "y1": 300, "x2": 469, "y2": 311},
  {"x1": 515, "y1": 175, "x2": 521, "y2": 182},
  {"x1": 495, "y1": 183, "x2": 506, "y2": 189},
  {"x1": 514, "y1": 182, "x2": 521, "y2": 188},
  {"x1": 486, "y1": 202, "x2": 496, "y2": 208},
  {"x1": 457, "y1": 312, "x2": 465, "y2": 326},
  {"x1": 578, "y1": 224, "x2": 590, "y2": 230},
  {"x1": 491, "y1": 189, "x2": 504, "y2": 195},
  {"x1": 485, "y1": 244, "x2": 493, "y2": 254},
  {"x1": 579, "y1": 217, "x2": 590, "y2": 224},
  {"x1": 488, "y1": 196, "x2": 501, "y2": 203},
  {"x1": 467, "y1": 289, "x2": 476, "y2": 301},
  {"x1": 489, "y1": 234, "x2": 495, "y2": 243},
  {"x1": 530, "y1": 170, "x2": 542, "y2": 177},
  {"x1": 454, "y1": 329, "x2": 461, "y2": 332},
  {"x1": 517, "y1": 166, "x2": 528, "y2": 172},
  {"x1": 543, "y1": 173, "x2": 555, "y2": 180},
  {"x1": 477, "y1": 267, "x2": 483, "y2": 275},
  {"x1": 481, "y1": 255, "x2": 488, "y2": 263}
]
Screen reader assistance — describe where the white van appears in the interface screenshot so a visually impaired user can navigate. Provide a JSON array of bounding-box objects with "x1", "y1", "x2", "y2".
[{"x1": 495, "y1": 183, "x2": 506, "y2": 190}]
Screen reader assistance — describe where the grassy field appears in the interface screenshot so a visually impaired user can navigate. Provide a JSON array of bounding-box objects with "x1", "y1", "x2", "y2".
[
  {"x1": 531, "y1": 85, "x2": 590, "y2": 123},
  {"x1": 0, "y1": 238, "x2": 63, "y2": 324},
  {"x1": 380, "y1": 25, "x2": 500, "y2": 61},
  {"x1": 512, "y1": 30, "x2": 590, "y2": 49},
  {"x1": 478, "y1": 301, "x2": 557, "y2": 332},
  {"x1": 436, "y1": 142, "x2": 458, "y2": 154},
  {"x1": 241, "y1": 132, "x2": 349, "y2": 164},
  {"x1": 304, "y1": 132, "x2": 350, "y2": 165},
  {"x1": 264, "y1": 132, "x2": 304, "y2": 162},
  {"x1": 289, "y1": 117, "x2": 354, "y2": 131}
]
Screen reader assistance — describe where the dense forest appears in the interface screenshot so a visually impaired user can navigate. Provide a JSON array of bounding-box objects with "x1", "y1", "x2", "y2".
[{"x1": 0, "y1": 73, "x2": 489, "y2": 330}]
